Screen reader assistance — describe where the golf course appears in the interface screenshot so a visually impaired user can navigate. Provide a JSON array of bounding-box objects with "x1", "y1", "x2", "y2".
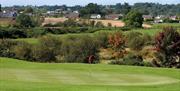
[{"x1": 0, "y1": 57, "x2": 180, "y2": 91}]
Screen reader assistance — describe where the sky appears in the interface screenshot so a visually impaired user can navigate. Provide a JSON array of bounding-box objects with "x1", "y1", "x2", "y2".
[{"x1": 0, "y1": 0, "x2": 180, "y2": 6}]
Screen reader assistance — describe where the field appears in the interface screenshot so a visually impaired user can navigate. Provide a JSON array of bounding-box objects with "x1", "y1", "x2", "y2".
[
  {"x1": 0, "y1": 18, "x2": 15, "y2": 27},
  {"x1": 152, "y1": 23, "x2": 180, "y2": 29},
  {"x1": 0, "y1": 57, "x2": 180, "y2": 91},
  {"x1": 42, "y1": 17, "x2": 152, "y2": 28},
  {"x1": 42, "y1": 17, "x2": 68, "y2": 25}
]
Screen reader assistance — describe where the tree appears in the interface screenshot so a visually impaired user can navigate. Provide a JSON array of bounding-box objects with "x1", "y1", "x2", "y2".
[
  {"x1": 123, "y1": 10, "x2": 143, "y2": 28},
  {"x1": 15, "y1": 14, "x2": 34, "y2": 28},
  {"x1": 115, "y1": 3, "x2": 131, "y2": 15},
  {"x1": 154, "y1": 27, "x2": 180, "y2": 68},
  {"x1": 80, "y1": 3, "x2": 101, "y2": 18},
  {"x1": 24, "y1": 7, "x2": 34, "y2": 13},
  {"x1": 0, "y1": 4, "x2": 1, "y2": 12}
]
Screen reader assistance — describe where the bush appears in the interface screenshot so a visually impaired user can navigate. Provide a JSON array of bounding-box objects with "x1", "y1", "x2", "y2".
[
  {"x1": 126, "y1": 32, "x2": 145, "y2": 50},
  {"x1": 0, "y1": 28, "x2": 27, "y2": 38},
  {"x1": 120, "y1": 26, "x2": 131, "y2": 31},
  {"x1": 110, "y1": 54, "x2": 144, "y2": 66},
  {"x1": 95, "y1": 21, "x2": 104, "y2": 28},
  {"x1": 95, "y1": 32, "x2": 109, "y2": 48},
  {"x1": 108, "y1": 32, "x2": 125, "y2": 50},
  {"x1": 30, "y1": 35, "x2": 62, "y2": 62},
  {"x1": 27, "y1": 27, "x2": 47, "y2": 37},
  {"x1": 154, "y1": 26, "x2": 180, "y2": 68},
  {"x1": 142, "y1": 34, "x2": 153, "y2": 45},
  {"x1": 0, "y1": 39, "x2": 17, "y2": 57},
  {"x1": 60, "y1": 35, "x2": 100, "y2": 63},
  {"x1": 6, "y1": 35, "x2": 101, "y2": 63},
  {"x1": 123, "y1": 54, "x2": 144, "y2": 66},
  {"x1": 12, "y1": 42, "x2": 32, "y2": 60}
]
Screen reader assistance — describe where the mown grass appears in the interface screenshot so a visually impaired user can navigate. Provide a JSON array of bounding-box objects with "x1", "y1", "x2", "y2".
[
  {"x1": 13, "y1": 38, "x2": 39, "y2": 44},
  {"x1": 152, "y1": 23, "x2": 180, "y2": 29},
  {"x1": 0, "y1": 57, "x2": 180, "y2": 91}
]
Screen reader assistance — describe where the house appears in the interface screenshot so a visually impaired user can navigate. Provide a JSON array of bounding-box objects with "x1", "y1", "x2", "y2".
[
  {"x1": 154, "y1": 15, "x2": 166, "y2": 23},
  {"x1": 90, "y1": 14, "x2": 101, "y2": 19},
  {"x1": 55, "y1": 9, "x2": 63, "y2": 14},
  {"x1": 143, "y1": 15, "x2": 153, "y2": 20},
  {"x1": 65, "y1": 12, "x2": 79, "y2": 19},
  {"x1": 154, "y1": 19, "x2": 163, "y2": 23},
  {"x1": 155, "y1": 15, "x2": 166, "y2": 20},
  {"x1": 169, "y1": 16, "x2": 177, "y2": 20},
  {"x1": 0, "y1": 10, "x2": 17, "y2": 18},
  {"x1": 105, "y1": 14, "x2": 123, "y2": 20}
]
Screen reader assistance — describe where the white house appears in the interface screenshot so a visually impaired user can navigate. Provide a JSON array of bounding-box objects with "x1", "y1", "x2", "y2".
[
  {"x1": 169, "y1": 16, "x2": 177, "y2": 20},
  {"x1": 90, "y1": 14, "x2": 101, "y2": 19}
]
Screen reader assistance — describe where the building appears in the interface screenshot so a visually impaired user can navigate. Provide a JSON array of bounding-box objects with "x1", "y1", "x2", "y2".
[
  {"x1": 154, "y1": 15, "x2": 166, "y2": 23},
  {"x1": 169, "y1": 16, "x2": 177, "y2": 20},
  {"x1": 0, "y1": 10, "x2": 17, "y2": 18},
  {"x1": 154, "y1": 19, "x2": 163, "y2": 23},
  {"x1": 65, "y1": 12, "x2": 79, "y2": 19},
  {"x1": 105, "y1": 14, "x2": 123, "y2": 20},
  {"x1": 155, "y1": 15, "x2": 166, "y2": 20},
  {"x1": 143, "y1": 15, "x2": 153, "y2": 20},
  {"x1": 90, "y1": 14, "x2": 101, "y2": 19}
]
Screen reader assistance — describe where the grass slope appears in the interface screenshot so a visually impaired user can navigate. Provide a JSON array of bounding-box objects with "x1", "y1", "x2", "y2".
[{"x1": 0, "y1": 57, "x2": 180, "y2": 91}]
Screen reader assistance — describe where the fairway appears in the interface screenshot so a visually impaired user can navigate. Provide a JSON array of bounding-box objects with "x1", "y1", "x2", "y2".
[{"x1": 0, "y1": 57, "x2": 180, "y2": 91}]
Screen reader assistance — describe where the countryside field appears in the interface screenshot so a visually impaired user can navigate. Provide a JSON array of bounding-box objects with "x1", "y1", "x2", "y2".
[
  {"x1": 0, "y1": 57, "x2": 180, "y2": 91},
  {"x1": 43, "y1": 17, "x2": 152, "y2": 28}
]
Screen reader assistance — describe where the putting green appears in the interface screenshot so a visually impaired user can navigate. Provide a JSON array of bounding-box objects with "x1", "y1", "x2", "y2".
[
  {"x1": 1, "y1": 57, "x2": 180, "y2": 91},
  {"x1": 1, "y1": 68, "x2": 179, "y2": 86}
]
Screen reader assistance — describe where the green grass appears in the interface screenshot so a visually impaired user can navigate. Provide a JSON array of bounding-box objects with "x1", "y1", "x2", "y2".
[
  {"x1": 152, "y1": 23, "x2": 180, "y2": 29},
  {"x1": 125, "y1": 29, "x2": 162, "y2": 36},
  {"x1": 14, "y1": 38, "x2": 39, "y2": 44},
  {"x1": 0, "y1": 57, "x2": 180, "y2": 91}
]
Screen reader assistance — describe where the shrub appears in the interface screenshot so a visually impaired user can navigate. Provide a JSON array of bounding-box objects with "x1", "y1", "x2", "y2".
[
  {"x1": 110, "y1": 54, "x2": 144, "y2": 66},
  {"x1": 95, "y1": 32, "x2": 109, "y2": 48},
  {"x1": 27, "y1": 27, "x2": 46, "y2": 37},
  {"x1": 154, "y1": 26, "x2": 180, "y2": 68},
  {"x1": 0, "y1": 28, "x2": 27, "y2": 38},
  {"x1": 126, "y1": 32, "x2": 145, "y2": 50},
  {"x1": 11, "y1": 42, "x2": 32, "y2": 60},
  {"x1": 60, "y1": 35, "x2": 100, "y2": 63},
  {"x1": 31, "y1": 35, "x2": 62, "y2": 62},
  {"x1": 120, "y1": 26, "x2": 131, "y2": 31},
  {"x1": 95, "y1": 21, "x2": 104, "y2": 28},
  {"x1": 108, "y1": 23, "x2": 112, "y2": 27},
  {"x1": 0, "y1": 39, "x2": 17, "y2": 57},
  {"x1": 108, "y1": 32, "x2": 125, "y2": 51},
  {"x1": 123, "y1": 54, "x2": 144, "y2": 66},
  {"x1": 142, "y1": 34, "x2": 153, "y2": 45}
]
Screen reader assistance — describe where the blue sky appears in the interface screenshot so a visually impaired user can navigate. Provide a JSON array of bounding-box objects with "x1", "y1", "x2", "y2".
[{"x1": 0, "y1": 0, "x2": 179, "y2": 6}]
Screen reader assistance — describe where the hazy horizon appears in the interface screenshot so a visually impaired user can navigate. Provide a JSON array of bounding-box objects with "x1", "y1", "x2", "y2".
[{"x1": 0, "y1": 0, "x2": 180, "y2": 7}]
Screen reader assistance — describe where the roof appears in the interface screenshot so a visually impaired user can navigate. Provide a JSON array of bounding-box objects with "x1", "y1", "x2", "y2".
[
  {"x1": 65, "y1": 12, "x2": 79, "y2": 18},
  {"x1": 105, "y1": 14, "x2": 122, "y2": 20},
  {"x1": 91, "y1": 14, "x2": 101, "y2": 16},
  {"x1": 143, "y1": 15, "x2": 153, "y2": 19}
]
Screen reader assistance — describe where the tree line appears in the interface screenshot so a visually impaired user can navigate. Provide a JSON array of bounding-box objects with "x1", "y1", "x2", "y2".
[{"x1": 2, "y1": 3, "x2": 179, "y2": 16}]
